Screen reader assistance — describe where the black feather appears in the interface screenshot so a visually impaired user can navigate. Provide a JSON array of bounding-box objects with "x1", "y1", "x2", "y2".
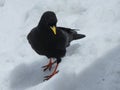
[{"x1": 27, "y1": 11, "x2": 86, "y2": 63}]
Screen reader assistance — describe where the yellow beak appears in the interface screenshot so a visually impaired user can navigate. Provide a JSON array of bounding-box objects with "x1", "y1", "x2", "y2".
[{"x1": 50, "y1": 26, "x2": 56, "y2": 35}]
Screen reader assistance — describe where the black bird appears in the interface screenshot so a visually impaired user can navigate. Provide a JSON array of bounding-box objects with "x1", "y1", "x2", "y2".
[{"x1": 27, "y1": 11, "x2": 86, "y2": 80}]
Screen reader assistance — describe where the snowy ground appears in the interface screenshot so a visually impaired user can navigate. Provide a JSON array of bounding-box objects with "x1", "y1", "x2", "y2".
[{"x1": 0, "y1": 0, "x2": 120, "y2": 90}]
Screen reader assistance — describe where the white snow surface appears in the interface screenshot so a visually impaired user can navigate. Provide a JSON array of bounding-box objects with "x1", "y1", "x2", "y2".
[{"x1": 0, "y1": 0, "x2": 120, "y2": 90}]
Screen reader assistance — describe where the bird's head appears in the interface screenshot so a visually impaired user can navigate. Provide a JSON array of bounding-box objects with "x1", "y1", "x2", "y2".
[{"x1": 39, "y1": 11, "x2": 57, "y2": 35}]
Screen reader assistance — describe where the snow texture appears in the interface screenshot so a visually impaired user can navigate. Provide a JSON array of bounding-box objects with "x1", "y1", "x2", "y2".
[{"x1": 0, "y1": 0, "x2": 120, "y2": 90}]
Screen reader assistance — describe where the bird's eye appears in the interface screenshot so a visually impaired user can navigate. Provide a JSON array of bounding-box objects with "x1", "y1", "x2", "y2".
[{"x1": 49, "y1": 22, "x2": 56, "y2": 26}]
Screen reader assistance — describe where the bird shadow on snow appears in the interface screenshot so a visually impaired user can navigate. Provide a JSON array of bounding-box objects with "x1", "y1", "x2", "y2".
[
  {"x1": 66, "y1": 43, "x2": 81, "y2": 56},
  {"x1": 9, "y1": 58, "x2": 54, "y2": 90}
]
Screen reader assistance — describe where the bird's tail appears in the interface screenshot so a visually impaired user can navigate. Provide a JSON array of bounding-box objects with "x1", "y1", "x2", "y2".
[
  {"x1": 73, "y1": 33, "x2": 86, "y2": 40},
  {"x1": 70, "y1": 29, "x2": 86, "y2": 40},
  {"x1": 59, "y1": 27, "x2": 86, "y2": 42}
]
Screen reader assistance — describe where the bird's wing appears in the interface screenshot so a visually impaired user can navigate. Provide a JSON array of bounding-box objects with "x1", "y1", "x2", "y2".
[
  {"x1": 57, "y1": 27, "x2": 86, "y2": 46},
  {"x1": 56, "y1": 27, "x2": 73, "y2": 47}
]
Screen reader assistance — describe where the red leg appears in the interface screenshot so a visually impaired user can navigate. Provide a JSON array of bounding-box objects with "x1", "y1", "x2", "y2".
[
  {"x1": 44, "y1": 63, "x2": 59, "y2": 81},
  {"x1": 42, "y1": 58, "x2": 56, "y2": 71}
]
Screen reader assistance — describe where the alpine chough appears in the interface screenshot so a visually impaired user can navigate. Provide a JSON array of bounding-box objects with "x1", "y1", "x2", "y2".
[{"x1": 27, "y1": 11, "x2": 86, "y2": 80}]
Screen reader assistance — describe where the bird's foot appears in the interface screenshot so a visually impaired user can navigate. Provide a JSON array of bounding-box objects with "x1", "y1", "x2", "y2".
[
  {"x1": 42, "y1": 59, "x2": 53, "y2": 71},
  {"x1": 42, "y1": 58, "x2": 57, "y2": 71},
  {"x1": 44, "y1": 70, "x2": 59, "y2": 81},
  {"x1": 43, "y1": 63, "x2": 59, "y2": 81}
]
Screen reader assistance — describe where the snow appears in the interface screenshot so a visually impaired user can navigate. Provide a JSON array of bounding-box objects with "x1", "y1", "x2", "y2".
[{"x1": 0, "y1": 0, "x2": 120, "y2": 90}]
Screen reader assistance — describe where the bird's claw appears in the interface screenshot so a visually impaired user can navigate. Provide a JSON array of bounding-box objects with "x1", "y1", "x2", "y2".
[
  {"x1": 43, "y1": 75, "x2": 52, "y2": 81},
  {"x1": 42, "y1": 61, "x2": 54, "y2": 71},
  {"x1": 43, "y1": 70, "x2": 59, "y2": 81},
  {"x1": 42, "y1": 64, "x2": 52, "y2": 71}
]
